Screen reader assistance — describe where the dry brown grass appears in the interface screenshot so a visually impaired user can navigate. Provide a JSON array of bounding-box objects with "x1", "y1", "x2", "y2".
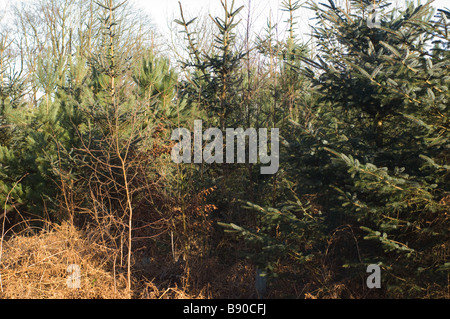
[
  {"x1": 0, "y1": 222, "x2": 130, "y2": 299},
  {"x1": 1, "y1": 219, "x2": 346, "y2": 299},
  {"x1": 138, "y1": 280, "x2": 206, "y2": 299},
  {"x1": 0, "y1": 221, "x2": 213, "y2": 299}
]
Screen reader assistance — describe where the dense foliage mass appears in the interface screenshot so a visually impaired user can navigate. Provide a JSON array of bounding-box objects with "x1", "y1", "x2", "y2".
[{"x1": 0, "y1": 0, "x2": 448, "y2": 298}]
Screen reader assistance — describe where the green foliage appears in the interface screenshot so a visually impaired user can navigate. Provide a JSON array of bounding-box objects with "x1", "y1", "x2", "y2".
[
  {"x1": 289, "y1": 0, "x2": 450, "y2": 297},
  {"x1": 0, "y1": 90, "x2": 81, "y2": 219},
  {"x1": 133, "y1": 50, "x2": 190, "y2": 120},
  {"x1": 177, "y1": 0, "x2": 246, "y2": 129},
  {"x1": 0, "y1": 0, "x2": 448, "y2": 299},
  {"x1": 220, "y1": 199, "x2": 325, "y2": 277}
]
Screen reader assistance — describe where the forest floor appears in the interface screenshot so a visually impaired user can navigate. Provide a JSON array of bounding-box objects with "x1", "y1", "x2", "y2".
[
  {"x1": 0, "y1": 221, "x2": 260, "y2": 299},
  {"x1": 0, "y1": 221, "x2": 380, "y2": 299},
  {"x1": 0, "y1": 222, "x2": 185, "y2": 299}
]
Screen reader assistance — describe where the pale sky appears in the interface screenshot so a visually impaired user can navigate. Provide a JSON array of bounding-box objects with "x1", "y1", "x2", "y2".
[
  {"x1": 1, "y1": 0, "x2": 449, "y2": 41},
  {"x1": 132, "y1": 0, "x2": 314, "y2": 42},
  {"x1": 132, "y1": 0, "x2": 449, "y2": 39}
]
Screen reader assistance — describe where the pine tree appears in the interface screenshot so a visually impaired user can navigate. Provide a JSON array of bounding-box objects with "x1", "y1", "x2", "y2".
[
  {"x1": 176, "y1": 0, "x2": 245, "y2": 129},
  {"x1": 133, "y1": 50, "x2": 188, "y2": 121},
  {"x1": 219, "y1": 1, "x2": 327, "y2": 291},
  {"x1": 295, "y1": 0, "x2": 449, "y2": 297}
]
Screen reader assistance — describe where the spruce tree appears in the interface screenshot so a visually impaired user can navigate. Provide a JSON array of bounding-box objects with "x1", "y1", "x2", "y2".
[{"x1": 296, "y1": 0, "x2": 449, "y2": 297}]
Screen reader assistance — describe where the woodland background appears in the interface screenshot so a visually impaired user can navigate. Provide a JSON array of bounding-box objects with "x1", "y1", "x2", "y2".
[{"x1": 0, "y1": 0, "x2": 448, "y2": 299}]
